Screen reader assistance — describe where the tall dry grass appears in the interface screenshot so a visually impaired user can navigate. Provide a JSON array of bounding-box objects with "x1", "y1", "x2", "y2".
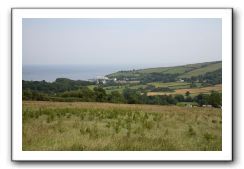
[{"x1": 23, "y1": 101, "x2": 222, "y2": 151}]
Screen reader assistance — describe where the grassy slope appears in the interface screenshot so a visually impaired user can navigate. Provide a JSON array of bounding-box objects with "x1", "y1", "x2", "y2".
[
  {"x1": 179, "y1": 62, "x2": 222, "y2": 78},
  {"x1": 107, "y1": 61, "x2": 222, "y2": 79},
  {"x1": 23, "y1": 101, "x2": 222, "y2": 151},
  {"x1": 134, "y1": 61, "x2": 213, "y2": 74}
]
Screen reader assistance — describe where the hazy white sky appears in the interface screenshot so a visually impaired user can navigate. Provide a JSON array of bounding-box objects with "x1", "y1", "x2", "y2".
[{"x1": 23, "y1": 18, "x2": 222, "y2": 67}]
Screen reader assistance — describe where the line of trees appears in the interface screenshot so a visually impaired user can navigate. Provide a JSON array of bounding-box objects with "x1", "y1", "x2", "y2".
[
  {"x1": 23, "y1": 86, "x2": 222, "y2": 108},
  {"x1": 108, "y1": 72, "x2": 179, "y2": 83},
  {"x1": 183, "y1": 69, "x2": 222, "y2": 85},
  {"x1": 22, "y1": 78, "x2": 94, "y2": 93}
]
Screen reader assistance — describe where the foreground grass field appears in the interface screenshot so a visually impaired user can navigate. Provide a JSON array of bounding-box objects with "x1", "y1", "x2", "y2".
[{"x1": 23, "y1": 101, "x2": 222, "y2": 151}]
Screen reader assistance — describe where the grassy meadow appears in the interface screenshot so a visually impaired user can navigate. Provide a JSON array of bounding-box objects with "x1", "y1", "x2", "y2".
[{"x1": 23, "y1": 101, "x2": 222, "y2": 151}]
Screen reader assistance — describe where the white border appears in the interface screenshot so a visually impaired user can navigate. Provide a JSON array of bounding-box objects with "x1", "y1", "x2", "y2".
[{"x1": 12, "y1": 8, "x2": 232, "y2": 161}]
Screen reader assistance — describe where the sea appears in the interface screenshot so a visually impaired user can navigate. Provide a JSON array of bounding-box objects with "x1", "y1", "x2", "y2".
[{"x1": 23, "y1": 64, "x2": 142, "y2": 82}]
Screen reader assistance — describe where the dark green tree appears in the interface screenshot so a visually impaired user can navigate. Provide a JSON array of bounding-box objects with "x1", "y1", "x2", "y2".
[
  {"x1": 94, "y1": 87, "x2": 107, "y2": 102},
  {"x1": 122, "y1": 88, "x2": 140, "y2": 104},
  {"x1": 208, "y1": 91, "x2": 222, "y2": 108},
  {"x1": 174, "y1": 94, "x2": 185, "y2": 102},
  {"x1": 194, "y1": 93, "x2": 209, "y2": 106},
  {"x1": 108, "y1": 91, "x2": 125, "y2": 103}
]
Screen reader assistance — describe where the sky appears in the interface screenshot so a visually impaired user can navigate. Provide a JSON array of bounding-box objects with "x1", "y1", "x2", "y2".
[{"x1": 23, "y1": 18, "x2": 222, "y2": 67}]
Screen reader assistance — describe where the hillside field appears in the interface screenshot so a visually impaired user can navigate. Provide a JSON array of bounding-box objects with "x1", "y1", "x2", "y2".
[
  {"x1": 147, "y1": 84, "x2": 222, "y2": 96},
  {"x1": 23, "y1": 101, "x2": 222, "y2": 151},
  {"x1": 107, "y1": 61, "x2": 222, "y2": 79}
]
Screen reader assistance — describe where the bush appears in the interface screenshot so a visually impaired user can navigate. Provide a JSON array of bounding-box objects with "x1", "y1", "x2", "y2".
[{"x1": 188, "y1": 125, "x2": 196, "y2": 136}]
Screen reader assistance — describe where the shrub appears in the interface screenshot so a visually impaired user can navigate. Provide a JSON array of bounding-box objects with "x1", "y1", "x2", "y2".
[
  {"x1": 204, "y1": 132, "x2": 215, "y2": 141},
  {"x1": 188, "y1": 125, "x2": 196, "y2": 136}
]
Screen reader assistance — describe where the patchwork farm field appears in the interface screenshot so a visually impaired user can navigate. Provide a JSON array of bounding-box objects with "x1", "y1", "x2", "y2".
[
  {"x1": 147, "y1": 84, "x2": 222, "y2": 96},
  {"x1": 23, "y1": 101, "x2": 222, "y2": 151}
]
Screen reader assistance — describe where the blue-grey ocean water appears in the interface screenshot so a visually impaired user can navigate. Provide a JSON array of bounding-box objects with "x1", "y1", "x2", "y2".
[{"x1": 23, "y1": 65, "x2": 140, "y2": 82}]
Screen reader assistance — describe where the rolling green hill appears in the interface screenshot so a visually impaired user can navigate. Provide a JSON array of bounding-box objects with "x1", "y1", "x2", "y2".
[
  {"x1": 106, "y1": 61, "x2": 222, "y2": 82},
  {"x1": 178, "y1": 62, "x2": 222, "y2": 78}
]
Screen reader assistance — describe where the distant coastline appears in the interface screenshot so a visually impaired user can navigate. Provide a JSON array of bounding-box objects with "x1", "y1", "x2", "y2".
[
  {"x1": 23, "y1": 64, "x2": 134, "y2": 82},
  {"x1": 23, "y1": 60, "x2": 221, "y2": 82}
]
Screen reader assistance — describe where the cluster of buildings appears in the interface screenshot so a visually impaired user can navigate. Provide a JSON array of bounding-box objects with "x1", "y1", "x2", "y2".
[
  {"x1": 88, "y1": 76, "x2": 140, "y2": 85},
  {"x1": 88, "y1": 76, "x2": 117, "y2": 84}
]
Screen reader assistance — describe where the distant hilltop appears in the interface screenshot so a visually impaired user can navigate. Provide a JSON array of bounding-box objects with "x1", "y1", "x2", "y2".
[{"x1": 105, "y1": 61, "x2": 222, "y2": 84}]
